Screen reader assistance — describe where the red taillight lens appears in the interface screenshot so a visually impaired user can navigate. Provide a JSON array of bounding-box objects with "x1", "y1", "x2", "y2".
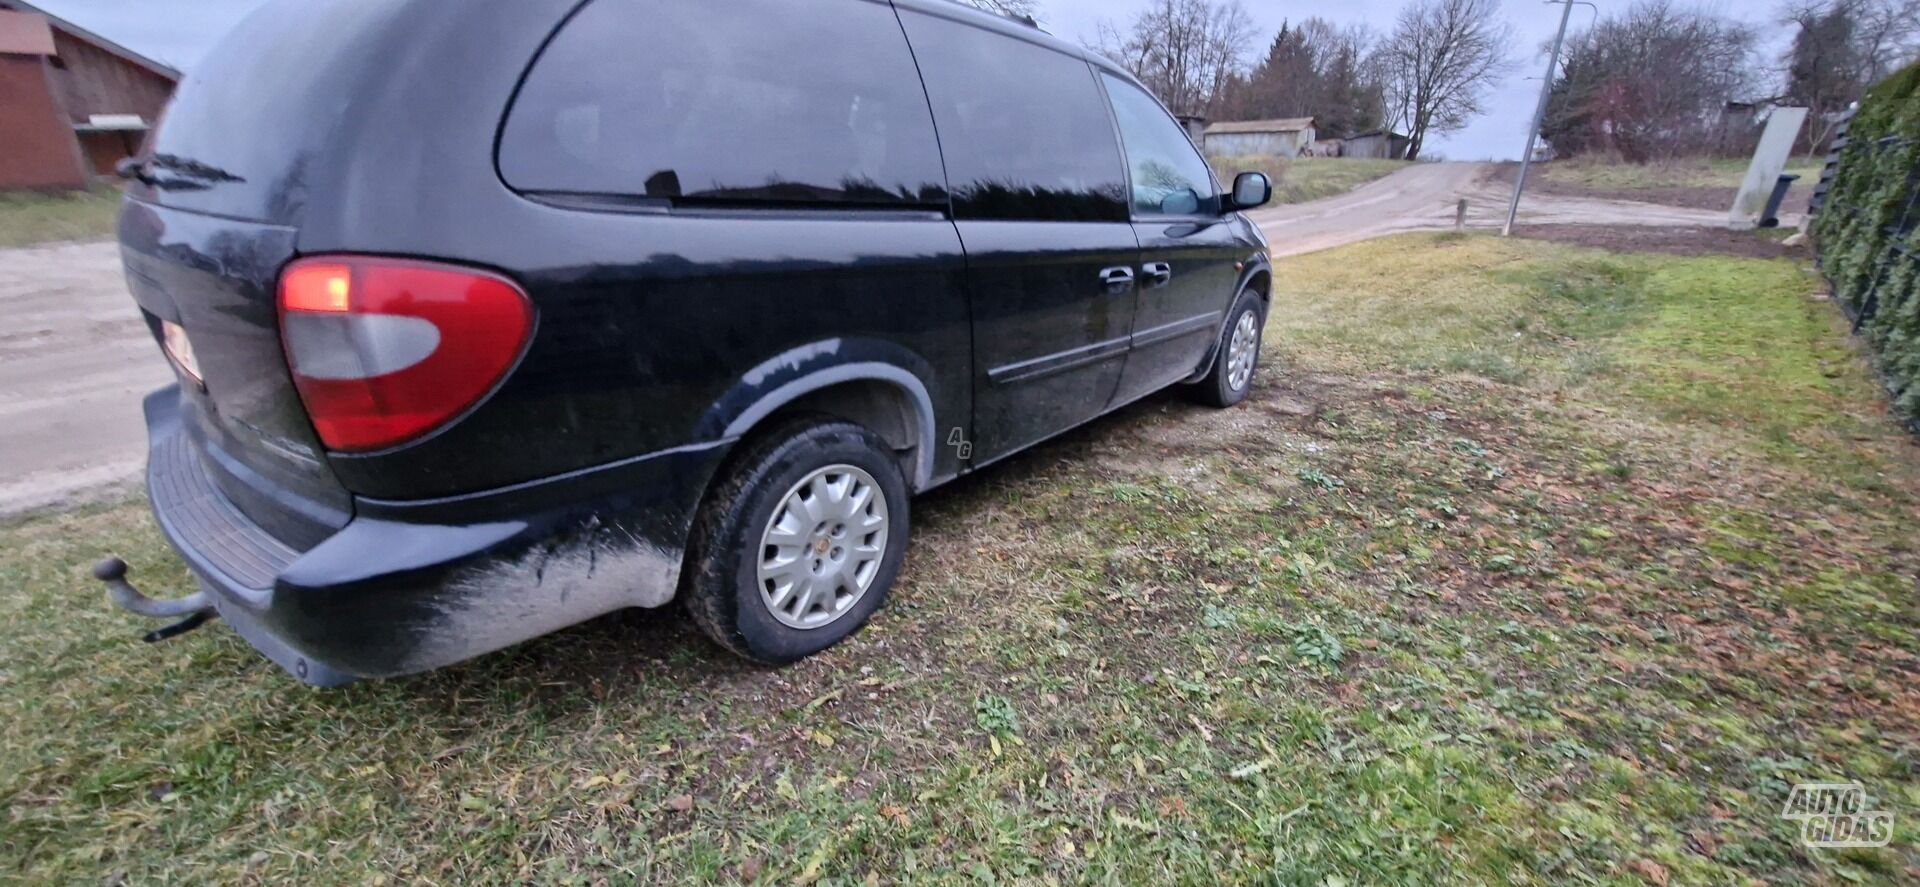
[{"x1": 278, "y1": 256, "x2": 534, "y2": 453}]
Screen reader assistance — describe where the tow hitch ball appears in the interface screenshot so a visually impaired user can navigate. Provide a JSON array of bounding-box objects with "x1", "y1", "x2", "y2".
[{"x1": 92, "y1": 558, "x2": 218, "y2": 643}]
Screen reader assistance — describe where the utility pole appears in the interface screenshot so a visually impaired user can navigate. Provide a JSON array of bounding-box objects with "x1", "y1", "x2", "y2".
[{"x1": 1503, "y1": 0, "x2": 1590, "y2": 236}]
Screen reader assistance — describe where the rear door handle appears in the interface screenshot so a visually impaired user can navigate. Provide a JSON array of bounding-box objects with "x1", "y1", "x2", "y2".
[
  {"x1": 1143, "y1": 262, "x2": 1174, "y2": 288},
  {"x1": 1099, "y1": 266, "x2": 1136, "y2": 294}
]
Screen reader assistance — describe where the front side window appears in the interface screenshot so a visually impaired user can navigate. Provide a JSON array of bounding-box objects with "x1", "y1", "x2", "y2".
[
  {"x1": 900, "y1": 12, "x2": 1127, "y2": 222},
  {"x1": 1101, "y1": 73, "x2": 1219, "y2": 217},
  {"x1": 500, "y1": 0, "x2": 946, "y2": 208}
]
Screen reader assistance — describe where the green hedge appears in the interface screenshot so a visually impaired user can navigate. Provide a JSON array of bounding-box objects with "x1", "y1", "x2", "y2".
[{"x1": 1814, "y1": 61, "x2": 1920, "y2": 428}]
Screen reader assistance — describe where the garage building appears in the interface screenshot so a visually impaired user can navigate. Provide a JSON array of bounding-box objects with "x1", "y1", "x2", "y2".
[
  {"x1": 1343, "y1": 130, "x2": 1412, "y2": 160},
  {"x1": 1201, "y1": 118, "x2": 1318, "y2": 160},
  {"x1": 0, "y1": 0, "x2": 177, "y2": 191}
]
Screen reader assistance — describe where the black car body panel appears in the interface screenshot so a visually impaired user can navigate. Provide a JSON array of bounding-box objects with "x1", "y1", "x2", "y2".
[
  {"x1": 962, "y1": 220, "x2": 1141, "y2": 461},
  {"x1": 118, "y1": 200, "x2": 349, "y2": 550},
  {"x1": 117, "y1": 0, "x2": 1271, "y2": 683},
  {"x1": 125, "y1": 0, "x2": 420, "y2": 227},
  {"x1": 145, "y1": 382, "x2": 726, "y2": 683}
]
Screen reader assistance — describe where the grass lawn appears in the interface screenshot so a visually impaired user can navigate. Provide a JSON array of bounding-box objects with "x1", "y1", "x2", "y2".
[
  {"x1": 0, "y1": 188, "x2": 121, "y2": 249},
  {"x1": 5, "y1": 235, "x2": 1918, "y2": 884},
  {"x1": 1523, "y1": 156, "x2": 1828, "y2": 213},
  {"x1": 1212, "y1": 156, "x2": 1409, "y2": 205},
  {"x1": 1537, "y1": 156, "x2": 1826, "y2": 192}
]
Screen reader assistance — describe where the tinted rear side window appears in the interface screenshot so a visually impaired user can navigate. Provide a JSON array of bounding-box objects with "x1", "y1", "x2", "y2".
[
  {"x1": 501, "y1": 0, "x2": 947, "y2": 208},
  {"x1": 898, "y1": 11, "x2": 1127, "y2": 222}
]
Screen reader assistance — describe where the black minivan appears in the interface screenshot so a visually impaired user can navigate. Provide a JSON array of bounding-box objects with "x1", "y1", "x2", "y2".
[{"x1": 105, "y1": 0, "x2": 1274, "y2": 684}]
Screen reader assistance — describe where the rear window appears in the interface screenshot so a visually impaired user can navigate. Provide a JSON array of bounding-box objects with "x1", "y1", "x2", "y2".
[
  {"x1": 897, "y1": 10, "x2": 1127, "y2": 223},
  {"x1": 500, "y1": 0, "x2": 947, "y2": 208}
]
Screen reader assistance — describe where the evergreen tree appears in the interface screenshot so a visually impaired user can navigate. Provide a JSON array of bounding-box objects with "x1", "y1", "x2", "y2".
[{"x1": 1222, "y1": 18, "x2": 1385, "y2": 139}]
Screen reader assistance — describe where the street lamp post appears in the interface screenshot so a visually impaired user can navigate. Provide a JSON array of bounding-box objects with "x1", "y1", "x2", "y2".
[{"x1": 1503, "y1": 0, "x2": 1590, "y2": 236}]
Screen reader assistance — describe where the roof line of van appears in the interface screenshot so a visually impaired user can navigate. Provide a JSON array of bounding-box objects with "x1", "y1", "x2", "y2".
[{"x1": 891, "y1": 0, "x2": 1138, "y2": 83}]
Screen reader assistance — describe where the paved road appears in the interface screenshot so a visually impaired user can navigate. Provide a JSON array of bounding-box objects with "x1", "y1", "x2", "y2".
[{"x1": 0, "y1": 163, "x2": 1758, "y2": 516}]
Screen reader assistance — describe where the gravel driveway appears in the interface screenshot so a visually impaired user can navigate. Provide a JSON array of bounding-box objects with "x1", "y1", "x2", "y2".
[
  {"x1": 0, "y1": 240, "x2": 171, "y2": 516},
  {"x1": 0, "y1": 165, "x2": 1772, "y2": 515}
]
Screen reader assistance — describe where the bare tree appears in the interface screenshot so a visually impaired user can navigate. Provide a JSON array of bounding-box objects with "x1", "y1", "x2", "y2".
[
  {"x1": 962, "y1": 0, "x2": 1040, "y2": 19},
  {"x1": 1093, "y1": 0, "x2": 1259, "y2": 117},
  {"x1": 1785, "y1": 1, "x2": 1864, "y2": 153},
  {"x1": 1847, "y1": 0, "x2": 1920, "y2": 80},
  {"x1": 1783, "y1": 0, "x2": 1920, "y2": 152},
  {"x1": 1371, "y1": 0, "x2": 1514, "y2": 160},
  {"x1": 1546, "y1": 1, "x2": 1760, "y2": 160}
]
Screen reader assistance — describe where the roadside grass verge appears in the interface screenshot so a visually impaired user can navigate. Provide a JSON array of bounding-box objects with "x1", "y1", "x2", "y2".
[
  {"x1": 1536, "y1": 156, "x2": 1825, "y2": 192},
  {"x1": 1517, "y1": 156, "x2": 1826, "y2": 212},
  {"x1": 4, "y1": 234, "x2": 1916, "y2": 883},
  {"x1": 1209, "y1": 156, "x2": 1408, "y2": 205},
  {"x1": 1270, "y1": 235, "x2": 1896, "y2": 477},
  {"x1": 0, "y1": 188, "x2": 121, "y2": 248}
]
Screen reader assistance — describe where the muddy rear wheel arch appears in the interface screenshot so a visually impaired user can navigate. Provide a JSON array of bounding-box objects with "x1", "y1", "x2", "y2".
[{"x1": 702, "y1": 343, "x2": 940, "y2": 492}]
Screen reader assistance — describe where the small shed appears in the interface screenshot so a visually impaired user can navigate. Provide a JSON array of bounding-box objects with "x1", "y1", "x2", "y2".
[
  {"x1": 1344, "y1": 130, "x2": 1411, "y2": 160},
  {"x1": 0, "y1": 0, "x2": 178, "y2": 191},
  {"x1": 1202, "y1": 118, "x2": 1317, "y2": 159},
  {"x1": 1714, "y1": 101, "x2": 1766, "y2": 156},
  {"x1": 1175, "y1": 114, "x2": 1209, "y2": 146}
]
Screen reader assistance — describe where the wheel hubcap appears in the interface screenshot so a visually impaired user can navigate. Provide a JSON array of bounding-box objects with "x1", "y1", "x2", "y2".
[
  {"x1": 756, "y1": 464, "x2": 888, "y2": 630},
  {"x1": 1226, "y1": 309, "x2": 1259, "y2": 391}
]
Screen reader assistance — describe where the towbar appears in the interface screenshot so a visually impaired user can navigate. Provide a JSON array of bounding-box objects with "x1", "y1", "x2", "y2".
[{"x1": 93, "y1": 557, "x2": 218, "y2": 642}]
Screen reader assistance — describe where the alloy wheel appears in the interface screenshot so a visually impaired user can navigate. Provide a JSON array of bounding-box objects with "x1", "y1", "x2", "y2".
[
  {"x1": 755, "y1": 464, "x2": 889, "y2": 630},
  {"x1": 1226, "y1": 309, "x2": 1260, "y2": 392}
]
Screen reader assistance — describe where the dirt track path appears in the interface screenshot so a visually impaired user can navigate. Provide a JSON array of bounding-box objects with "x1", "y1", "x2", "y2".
[
  {"x1": 0, "y1": 241, "x2": 169, "y2": 517},
  {"x1": 1247, "y1": 161, "x2": 1749, "y2": 257},
  {"x1": 0, "y1": 164, "x2": 1769, "y2": 515}
]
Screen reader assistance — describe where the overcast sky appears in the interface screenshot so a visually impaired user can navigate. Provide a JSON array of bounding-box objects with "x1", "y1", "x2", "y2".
[{"x1": 35, "y1": 0, "x2": 1787, "y2": 160}]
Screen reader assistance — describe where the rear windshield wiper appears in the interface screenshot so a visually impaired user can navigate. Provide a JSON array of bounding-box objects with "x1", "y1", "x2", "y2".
[
  {"x1": 116, "y1": 154, "x2": 247, "y2": 191},
  {"x1": 114, "y1": 157, "x2": 161, "y2": 187}
]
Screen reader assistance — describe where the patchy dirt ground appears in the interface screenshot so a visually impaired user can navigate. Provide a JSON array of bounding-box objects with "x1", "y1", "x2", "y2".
[
  {"x1": 1523, "y1": 178, "x2": 1744, "y2": 211},
  {"x1": 1511, "y1": 223, "x2": 1811, "y2": 259},
  {"x1": 4, "y1": 233, "x2": 1915, "y2": 884}
]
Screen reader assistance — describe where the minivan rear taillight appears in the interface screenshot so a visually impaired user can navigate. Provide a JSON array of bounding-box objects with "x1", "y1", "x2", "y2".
[{"x1": 278, "y1": 256, "x2": 534, "y2": 453}]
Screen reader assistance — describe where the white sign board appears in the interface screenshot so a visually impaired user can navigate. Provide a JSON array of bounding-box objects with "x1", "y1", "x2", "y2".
[
  {"x1": 1731, "y1": 106, "x2": 1810, "y2": 230},
  {"x1": 86, "y1": 114, "x2": 148, "y2": 131}
]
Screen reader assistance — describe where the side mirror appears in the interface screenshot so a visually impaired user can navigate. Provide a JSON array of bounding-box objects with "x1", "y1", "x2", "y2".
[{"x1": 1230, "y1": 172, "x2": 1272, "y2": 211}]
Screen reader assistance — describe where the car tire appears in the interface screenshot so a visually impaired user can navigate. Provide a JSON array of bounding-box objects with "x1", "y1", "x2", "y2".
[
  {"x1": 683, "y1": 416, "x2": 910, "y2": 665},
  {"x1": 1190, "y1": 289, "x2": 1265, "y2": 408}
]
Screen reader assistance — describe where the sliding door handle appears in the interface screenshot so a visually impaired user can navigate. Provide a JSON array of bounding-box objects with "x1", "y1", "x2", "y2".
[
  {"x1": 1099, "y1": 266, "x2": 1136, "y2": 294},
  {"x1": 1143, "y1": 262, "x2": 1174, "y2": 288}
]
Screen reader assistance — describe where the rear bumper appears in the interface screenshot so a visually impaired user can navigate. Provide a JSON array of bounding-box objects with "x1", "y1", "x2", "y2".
[{"x1": 141, "y1": 386, "x2": 726, "y2": 685}]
